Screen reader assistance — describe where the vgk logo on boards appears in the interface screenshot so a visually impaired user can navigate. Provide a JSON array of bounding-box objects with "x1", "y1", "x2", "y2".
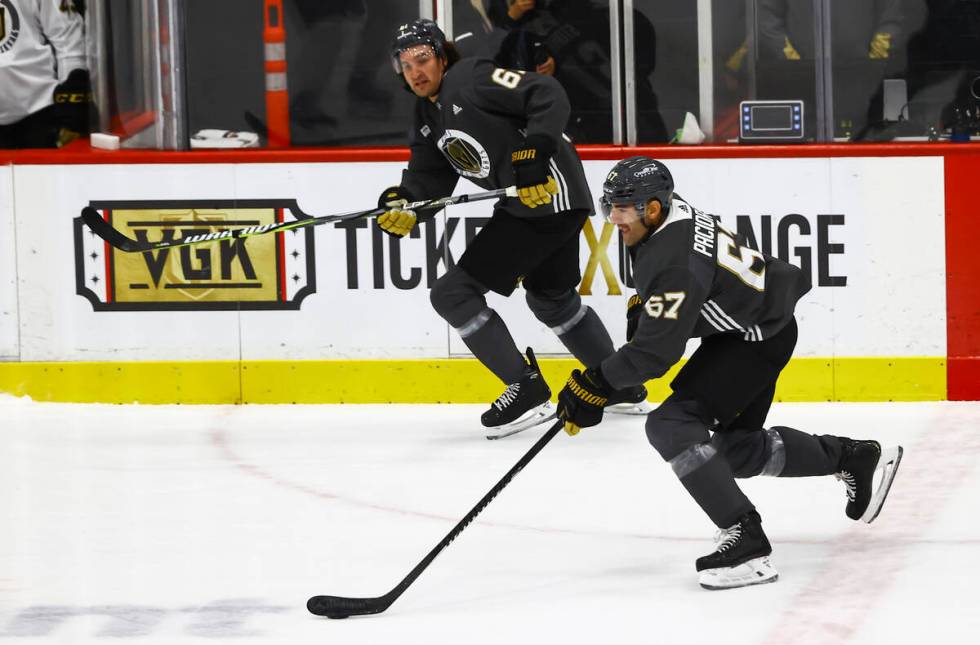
[
  {"x1": 74, "y1": 200, "x2": 316, "y2": 311},
  {"x1": 0, "y1": 0, "x2": 21, "y2": 53}
]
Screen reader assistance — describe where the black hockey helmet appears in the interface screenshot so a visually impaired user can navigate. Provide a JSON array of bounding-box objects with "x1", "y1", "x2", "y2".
[
  {"x1": 599, "y1": 156, "x2": 674, "y2": 221},
  {"x1": 390, "y1": 19, "x2": 448, "y2": 75}
]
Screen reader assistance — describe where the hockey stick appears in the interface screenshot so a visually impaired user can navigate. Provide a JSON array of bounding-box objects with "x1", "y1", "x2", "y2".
[
  {"x1": 81, "y1": 186, "x2": 518, "y2": 253},
  {"x1": 307, "y1": 417, "x2": 564, "y2": 619}
]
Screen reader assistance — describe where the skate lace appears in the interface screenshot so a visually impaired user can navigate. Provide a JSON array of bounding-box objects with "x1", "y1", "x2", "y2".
[
  {"x1": 713, "y1": 525, "x2": 742, "y2": 553},
  {"x1": 493, "y1": 383, "x2": 521, "y2": 411},
  {"x1": 836, "y1": 471, "x2": 857, "y2": 502}
]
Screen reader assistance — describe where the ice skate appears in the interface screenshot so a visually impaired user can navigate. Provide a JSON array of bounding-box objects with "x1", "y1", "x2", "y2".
[
  {"x1": 836, "y1": 439, "x2": 904, "y2": 523},
  {"x1": 696, "y1": 511, "x2": 778, "y2": 590},
  {"x1": 483, "y1": 348, "x2": 553, "y2": 440},
  {"x1": 605, "y1": 384, "x2": 652, "y2": 415}
]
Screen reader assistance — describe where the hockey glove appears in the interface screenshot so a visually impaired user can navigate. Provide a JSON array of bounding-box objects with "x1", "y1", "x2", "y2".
[
  {"x1": 557, "y1": 367, "x2": 612, "y2": 436},
  {"x1": 782, "y1": 36, "x2": 801, "y2": 61},
  {"x1": 52, "y1": 69, "x2": 92, "y2": 146},
  {"x1": 376, "y1": 186, "x2": 417, "y2": 238},
  {"x1": 626, "y1": 294, "x2": 643, "y2": 342},
  {"x1": 868, "y1": 32, "x2": 891, "y2": 59},
  {"x1": 511, "y1": 134, "x2": 559, "y2": 208}
]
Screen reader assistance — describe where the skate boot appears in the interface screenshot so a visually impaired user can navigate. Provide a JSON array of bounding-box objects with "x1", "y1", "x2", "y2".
[
  {"x1": 696, "y1": 511, "x2": 778, "y2": 590},
  {"x1": 482, "y1": 348, "x2": 553, "y2": 440},
  {"x1": 604, "y1": 384, "x2": 652, "y2": 415},
  {"x1": 836, "y1": 438, "x2": 903, "y2": 523}
]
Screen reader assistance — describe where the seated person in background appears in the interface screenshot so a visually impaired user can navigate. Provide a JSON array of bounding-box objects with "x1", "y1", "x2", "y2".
[{"x1": 0, "y1": 0, "x2": 91, "y2": 148}]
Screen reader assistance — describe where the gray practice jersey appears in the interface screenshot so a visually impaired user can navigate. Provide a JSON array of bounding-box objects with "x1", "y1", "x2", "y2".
[
  {"x1": 400, "y1": 57, "x2": 592, "y2": 218},
  {"x1": 0, "y1": 0, "x2": 86, "y2": 125},
  {"x1": 601, "y1": 197, "x2": 812, "y2": 389}
]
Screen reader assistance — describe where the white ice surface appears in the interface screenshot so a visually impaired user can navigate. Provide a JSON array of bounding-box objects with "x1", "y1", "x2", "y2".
[{"x1": 2, "y1": 397, "x2": 979, "y2": 644}]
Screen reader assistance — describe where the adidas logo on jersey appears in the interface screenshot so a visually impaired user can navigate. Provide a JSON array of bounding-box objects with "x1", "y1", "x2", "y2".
[
  {"x1": 420, "y1": 125, "x2": 431, "y2": 138},
  {"x1": 453, "y1": 104, "x2": 463, "y2": 115}
]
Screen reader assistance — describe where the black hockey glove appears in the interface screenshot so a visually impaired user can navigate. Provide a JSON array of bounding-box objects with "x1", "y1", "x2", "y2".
[
  {"x1": 376, "y1": 185, "x2": 417, "y2": 238},
  {"x1": 511, "y1": 134, "x2": 558, "y2": 208},
  {"x1": 52, "y1": 69, "x2": 92, "y2": 146},
  {"x1": 557, "y1": 367, "x2": 612, "y2": 436},
  {"x1": 626, "y1": 294, "x2": 643, "y2": 342}
]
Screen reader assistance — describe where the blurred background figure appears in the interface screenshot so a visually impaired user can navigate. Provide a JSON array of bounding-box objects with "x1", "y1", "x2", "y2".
[
  {"x1": 859, "y1": 0, "x2": 980, "y2": 141},
  {"x1": 0, "y1": 0, "x2": 91, "y2": 148},
  {"x1": 487, "y1": 0, "x2": 668, "y2": 143},
  {"x1": 281, "y1": 0, "x2": 414, "y2": 145},
  {"x1": 487, "y1": 0, "x2": 556, "y2": 76},
  {"x1": 450, "y1": 0, "x2": 496, "y2": 59},
  {"x1": 711, "y1": 1, "x2": 751, "y2": 141},
  {"x1": 757, "y1": 0, "x2": 904, "y2": 140}
]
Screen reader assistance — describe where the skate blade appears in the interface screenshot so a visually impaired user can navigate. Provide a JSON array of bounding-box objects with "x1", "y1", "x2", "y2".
[
  {"x1": 485, "y1": 402, "x2": 555, "y2": 440},
  {"x1": 698, "y1": 556, "x2": 779, "y2": 590},
  {"x1": 861, "y1": 445, "x2": 903, "y2": 523},
  {"x1": 606, "y1": 400, "x2": 653, "y2": 415}
]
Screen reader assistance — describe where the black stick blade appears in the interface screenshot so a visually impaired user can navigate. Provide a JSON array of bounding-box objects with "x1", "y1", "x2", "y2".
[
  {"x1": 80, "y1": 207, "x2": 147, "y2": 252},
  {"x1": 307, "y1": 595, "x2": 389, "y2": 619}
]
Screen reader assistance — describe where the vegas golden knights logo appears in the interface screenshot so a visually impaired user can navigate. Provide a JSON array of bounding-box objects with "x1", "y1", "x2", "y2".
[
  {"x1": 437, "y1": 129, "x2": 491, "y2": 179},
  {"x1": 443, "y1": 137, "x2": 482, "y2": 175},
  {"x1": 74, "y1": 200, "x2": 317, "y2": 311},
  {"x1": 0, "y1": 0, "x2": 20, "y2": 53}
]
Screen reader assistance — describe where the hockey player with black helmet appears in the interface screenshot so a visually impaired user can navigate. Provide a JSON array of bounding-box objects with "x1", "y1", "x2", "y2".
[
  {"x1": 377, "y1": 19, "x2": 648, "y2": 439},
  {"x1": 557, "y1": 156, "x2": 903, "y2": 589}
]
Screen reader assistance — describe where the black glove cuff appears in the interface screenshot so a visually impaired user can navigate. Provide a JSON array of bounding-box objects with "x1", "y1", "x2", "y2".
[
  {"x1": 512, "y1": 133, "x2": 556, "y2": 167},
  {"x1": 53, "y1": 69, "x2": 90, "y2": 98},
  {"x1": 583, "y1": 366, "x2": 613, "y2": 394},
  {"x1": 512, "y1": 134, "x2": 556, "y2": 189},
  {"x1": 377, "y1": 185, "x2": 414, "y2": 209}
]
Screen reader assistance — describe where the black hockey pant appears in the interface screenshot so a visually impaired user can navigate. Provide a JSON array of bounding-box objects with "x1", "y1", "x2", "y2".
[{"x1": 645, "y1": 318, "x2": 845, "y2": 529}]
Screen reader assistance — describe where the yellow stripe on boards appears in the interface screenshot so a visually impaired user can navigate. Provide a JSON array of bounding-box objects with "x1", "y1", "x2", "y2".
[
  {"x1": 0, "y1": 361, "x2": 241, "y2": 404},
  {"x1": 0, "y1": 357, "x2": 947, "y2": 404}
]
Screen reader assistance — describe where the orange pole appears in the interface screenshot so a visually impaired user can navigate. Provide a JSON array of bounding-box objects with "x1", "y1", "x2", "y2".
[{"x1": 263, "y1": 0, "x2": 290, "y2": 147}]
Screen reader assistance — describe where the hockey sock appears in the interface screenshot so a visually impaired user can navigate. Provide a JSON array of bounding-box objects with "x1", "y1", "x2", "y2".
[
  {"x1": 554, "y1": 306, "x2": 615, "y2": 368},
  {"x1": 458, "y1": 310, "x2": 528, "y2": 384},
  {"x1": 770, "y1": 425, "x2": 844, "y2": 477},
  {"x1": 674, "y1": 445, "x2": 757, "y2": 529}
]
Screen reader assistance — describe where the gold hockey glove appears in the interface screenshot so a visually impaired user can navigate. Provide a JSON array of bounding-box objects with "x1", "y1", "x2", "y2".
[
  {"x1": 868, "y1": 33, "x2": 891, "y2": 59},
  {"x1": 376, "y1": 186, "x2": 417, "y2": 238},
  {"x1": 557, "y1": 368, "x2": 611, "y2": 436},
  {"x1": 512, "y1": 134, "x2": 559, "y2": 208},
  {"x1": 783, "y1": 36, "x2": 801, "y2": 60}
]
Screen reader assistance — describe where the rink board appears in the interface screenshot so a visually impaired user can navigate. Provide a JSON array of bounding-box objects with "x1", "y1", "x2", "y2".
[
  {"x1": 0, "y1": 151, "x2": 960, "y2": 402},
  {"x1": 0, "y1": 166, "x2": 16, "y2": 360}
]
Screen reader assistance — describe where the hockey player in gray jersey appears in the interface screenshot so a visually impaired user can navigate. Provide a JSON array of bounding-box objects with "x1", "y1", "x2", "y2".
[
  {"x1": 557, "y1": 156, "x2": 903, "y2": 589},
  {"x1": 378, "y1": 19, "x2": 648, "y2": 438}
]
